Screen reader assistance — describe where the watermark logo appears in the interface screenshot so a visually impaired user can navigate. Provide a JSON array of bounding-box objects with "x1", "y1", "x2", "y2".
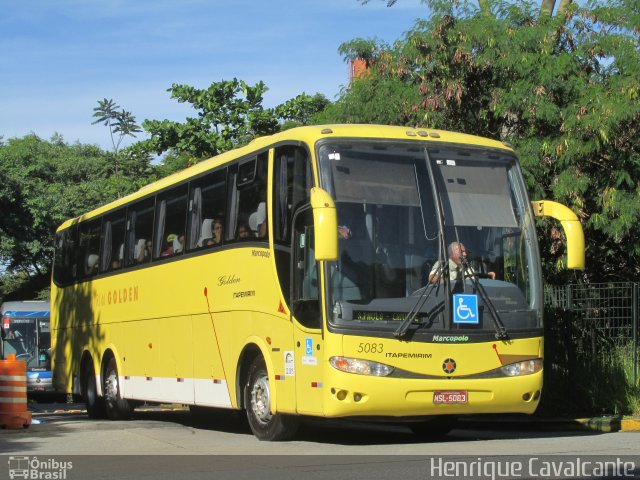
[
  {"x1": 8, "y1": 456, "x2": 72, "y2": 479},
  {"x1": 429, "y1": 457, "x2": 637, "y2": 479}
]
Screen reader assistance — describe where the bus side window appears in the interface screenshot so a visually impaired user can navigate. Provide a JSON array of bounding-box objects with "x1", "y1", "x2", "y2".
[
  {"x1": 101, "y1": 208, "x2": 126, "y2": 272},
  {"x1": 154, "y1": 185, "x2": 188, "y2": 259},
  {"x1": 125, "y1": 197, "x2": 155, "y2": 266},
  {"x1": 187, "y1": 168, "x2": 227, "y2": 251},
  {"x1": 230, "y1": 152, "x2": 268, "y2": 242},
  {"x1": 53, "y1": 225, "x2": 78, "y2": 285},
  {"x1": 78, "y1": 218, "x2": 102, "y2": 279}
]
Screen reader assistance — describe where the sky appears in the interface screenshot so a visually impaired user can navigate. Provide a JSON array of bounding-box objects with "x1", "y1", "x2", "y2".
[{"x1": 1, "y1": 0, "x2": 429, "y2": 150}]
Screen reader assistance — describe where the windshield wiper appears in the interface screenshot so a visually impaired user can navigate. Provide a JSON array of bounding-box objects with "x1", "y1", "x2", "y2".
[
  {"x1": 394, "y1": 267, "x2": 444, "y2": 339},
  {"x1": 395, "y1": 148, "x2": 449, "y2": 340},
  {"x1": 460, "y1": 256, "x2": 509, "y2": 340}
]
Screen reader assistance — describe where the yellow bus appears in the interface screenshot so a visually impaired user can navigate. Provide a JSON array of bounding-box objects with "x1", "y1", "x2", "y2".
[{"x1": 51, "y1": 124, "x2": 584, "y2": 440}]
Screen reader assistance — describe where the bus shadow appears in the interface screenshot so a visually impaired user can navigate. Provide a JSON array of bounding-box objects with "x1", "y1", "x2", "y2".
[
  {"x1": 293, "y1": 417, "x2": 604, "y2": 446},
  {"x1": 131, "y1": 408, "x2": 606, "y2": 446}
]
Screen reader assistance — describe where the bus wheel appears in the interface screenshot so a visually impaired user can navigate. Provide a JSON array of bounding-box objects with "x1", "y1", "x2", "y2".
[
  {"x1": 84, "y1": 363, "x2": 105, "y2": 419},
  {"x1": 244, "y1": 357, "x2": 299, "y2": 441},
  {"x1": 103, "y1": 357, "x2": 131, "y2": 420},
  {"x1": 409, "y1": 416, "x2": 457, "y2": 438}
]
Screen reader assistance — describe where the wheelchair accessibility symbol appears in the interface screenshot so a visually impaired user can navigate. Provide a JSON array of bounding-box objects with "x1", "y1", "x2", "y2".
[{"x1": 453, "y1": 294, "x2": 479, "y2": 324}]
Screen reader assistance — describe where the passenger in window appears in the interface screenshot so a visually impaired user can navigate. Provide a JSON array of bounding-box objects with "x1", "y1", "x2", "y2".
[
  {"x1": 136, "y1": 240, "x2": 152, "y2": 263},
  {"x1": 338, "y1": 225, "x2": 352, "y2": 239},
  {"x1": 161, "y1": 234, "x2": 177, "y2": 256},
  {"x1": 111, "y1": 259, "x2": 121, "y2": 270},
  {"x1": 206, "y1": 219, "x2": 223, "y2": 246},
  {"x1": 86, "y1": 254, "x2": 99, "y2": 275},
  {"x1": 237, "y1": 222, "x2": 251, "y2": 240},
  {"x1": 174, "y1": 234, "x2": 185, "y2": 254},
  {"x1": 249, "y1": 202, "x2": 267, "y2": 239}
]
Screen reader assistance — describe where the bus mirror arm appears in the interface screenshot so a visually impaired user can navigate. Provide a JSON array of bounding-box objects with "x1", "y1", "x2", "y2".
[
  {"x1": 310, "y1": 187, "x2": 338, "y2": 262},
  {"x1": 531, "y1": 200, "x2": 585, "y2": 270}
]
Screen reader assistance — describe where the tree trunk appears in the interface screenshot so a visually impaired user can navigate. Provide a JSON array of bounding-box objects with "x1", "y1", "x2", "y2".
[{"x1": 540, "y1": 0, "x2": 556, "y2": 16}]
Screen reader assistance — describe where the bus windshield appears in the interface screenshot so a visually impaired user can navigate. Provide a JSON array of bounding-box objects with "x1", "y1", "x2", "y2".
[
  {"x1": 318, "y1": 140, "x2": 543, "y2": 336},
  {"x1": 2, "y1": 316, "x2": 50, "y2": 369}
]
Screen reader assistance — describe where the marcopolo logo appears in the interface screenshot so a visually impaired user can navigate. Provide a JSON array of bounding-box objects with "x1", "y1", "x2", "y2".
[
  {"x1": 8, "y1": 456, "x2": 72, "y2": 479},
  {"x1": 432, "y1": 334, "x2": 470, "y2": 343}
]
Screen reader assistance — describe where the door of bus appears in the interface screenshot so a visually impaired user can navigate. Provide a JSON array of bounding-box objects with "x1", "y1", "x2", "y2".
[{"x1": 291, "y1": 209, "x2": 323, "y2": 415}]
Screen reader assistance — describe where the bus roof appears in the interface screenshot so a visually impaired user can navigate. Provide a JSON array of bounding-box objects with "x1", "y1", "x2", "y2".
[
  {"x1": 56, "y1": 124, "x2": 512, "y2": 231},
  {"x1": 1, "y1": 301, "x2": 50, "y2": 316}
]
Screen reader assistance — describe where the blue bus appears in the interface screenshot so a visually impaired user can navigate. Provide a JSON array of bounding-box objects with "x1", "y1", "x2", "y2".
[{"x1": 1, "y1": 300, "x2": 53, "y2": 393}]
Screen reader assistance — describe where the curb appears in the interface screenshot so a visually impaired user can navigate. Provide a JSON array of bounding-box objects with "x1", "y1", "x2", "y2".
[
  {"x1": 577, "y1": 416, "x2": 640, "y2": 433},
  {"x1": 459, "y1": 414, "x2": 640, "y2": 433}
]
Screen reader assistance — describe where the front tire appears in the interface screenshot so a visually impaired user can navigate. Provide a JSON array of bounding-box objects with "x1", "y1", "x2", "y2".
[
  {"x1": 103, "y1": 357, "x2": 132, "y2": 420},
  {"x1": 244, "y1": 357, "x2": 299, "y2": 441}
]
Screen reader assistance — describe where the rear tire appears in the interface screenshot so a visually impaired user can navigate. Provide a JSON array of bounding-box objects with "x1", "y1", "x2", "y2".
[
  {"x1": 244, "y1": 357, "x2": 299, "y2": 441},
  {"x1": 84, "y1": 363, "x2": 106, "y2": 419},
  {"x1": 103, "y1": 357, "x2": 132, "y2": 420}
]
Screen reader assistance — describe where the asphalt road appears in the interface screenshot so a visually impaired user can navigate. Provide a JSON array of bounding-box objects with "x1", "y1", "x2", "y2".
[{"x1": 1, "y1": 403, "x2": 639, "y2": 480}]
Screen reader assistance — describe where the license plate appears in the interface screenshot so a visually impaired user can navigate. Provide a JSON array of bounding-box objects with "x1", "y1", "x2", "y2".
[{"x1": 433, "y1": 390, "x2": 468, "y2": 404}]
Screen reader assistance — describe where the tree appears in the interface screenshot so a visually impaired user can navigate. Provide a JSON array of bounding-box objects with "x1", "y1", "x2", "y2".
[
  {"x1": 136, "y1": 79, "x2": 279, "y2": 161},
  {"x1": 92, "y1": 98, "x2": 143, "y2": 197},
  {"x1": 0, "y1": 134, "x2": 153, "y2": 301},
  {"x1": 328, "y1": 0, "x2": 640, "y2": 283},
  {"x1": 275, "y1": 93, "x2": 330, "y2": 130}
]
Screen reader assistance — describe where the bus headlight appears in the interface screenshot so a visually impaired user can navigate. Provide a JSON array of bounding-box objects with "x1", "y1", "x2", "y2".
[
  {"x1": 329, "y1": 356, "x2": 394, "y2": 376},
  {"x1": 499, "y1": 359, "x2": 543, "y2": 377}
]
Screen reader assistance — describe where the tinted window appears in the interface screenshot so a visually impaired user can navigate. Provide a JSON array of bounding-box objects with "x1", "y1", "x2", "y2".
[
  {"x1": 274, "y1": 146, "x2": 312, "y2": 246},
  {"x1": 187, "y1": 169, "x2": 227, "y2": 251},
  {"x1": 229, "y1": 152, "x2": 268, "y2": 242},
  {"x1": 53, "y1": 225, "x2": 78, "y2": 285},
  {"x1": 101, "y1": 209, "x2": 126, "y2": 272},
  {"x1": 155, "y1": 185, "x2": 188, "y2": 259},
  {"x1": 125, "y1": 197, "x2": 155, "y2": 266},
  {"x1": 78, "y1": 218, "x2": 102, "y2": 278}
]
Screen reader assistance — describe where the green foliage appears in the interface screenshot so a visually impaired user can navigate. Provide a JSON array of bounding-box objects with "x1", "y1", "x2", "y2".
[
  {"x1": 328, "y1": 0, "x2": 640, "y2": 283},
  {"x1": 541, "y1": 306, "x2": 640, "y2": 416},
  {"x1": 137, "y1": 79, "x2": 280, "y2": 161},
  {"x1": 275, "y1": 93, "x2": 330, "y2": 130},
  {"x1": 92, "y1": 98, "x2": 143, "y2": 197},
  {"x1": 0, "y1": 134, "x2": 153, "y2": 298},
  {"x1": 92, "y1": 98, "x2": 142, "y2": 154},
  {"x1": 313, "y1": 75, "x2": 421, "y2": 125},
  {"x1": 338, "y1": 38, "x2": 389, "y2": 63}
]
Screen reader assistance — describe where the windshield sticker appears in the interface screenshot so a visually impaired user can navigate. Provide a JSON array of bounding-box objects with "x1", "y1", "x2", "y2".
[
  {"x1": 284, "y1": 351, "x2": 295, "y2": 376},
  {"x1": 453, "y1": 294, "x2": 479, "y2": 324},
  {"x1": 328, "y1": 153, "x2": 341, "y2": 161},
  {"x1": 353, "y1": 311, "x2": 407, "y2": 322},
  {"x1": 446, "y1": 159, "x2": 456, "y2": 166}
]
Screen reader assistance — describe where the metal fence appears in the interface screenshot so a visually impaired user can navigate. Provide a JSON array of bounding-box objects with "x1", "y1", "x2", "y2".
[{"x1": 544, "y1": 282, "x2": 639, "y2": 385}]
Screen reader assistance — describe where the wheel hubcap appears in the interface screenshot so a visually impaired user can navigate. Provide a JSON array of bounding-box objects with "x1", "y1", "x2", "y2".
[
  {"x1": 105, "y1": 370, "x2": 118, "y2": 402},
  {"x1": 250, "y1": 374, "x2": 272, "y2": 424}
]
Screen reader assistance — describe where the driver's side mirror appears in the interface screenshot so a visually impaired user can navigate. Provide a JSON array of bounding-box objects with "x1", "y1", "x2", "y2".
[{"x1": 310, "y1": 187, "x2": 338, "y2": 261}]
